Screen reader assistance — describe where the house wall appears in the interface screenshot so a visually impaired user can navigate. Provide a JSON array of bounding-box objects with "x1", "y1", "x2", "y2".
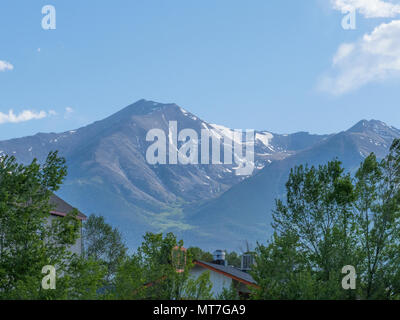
[
  {"x1": 47, "y1": 215, "x2": 83, "y2": 256},
  {"x1": 190, "y1": 265, "x2": 233, "y2": 298}
]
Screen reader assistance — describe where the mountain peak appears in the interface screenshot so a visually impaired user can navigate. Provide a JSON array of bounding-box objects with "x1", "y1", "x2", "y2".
[
  {"x1": 348, "y1": 119, "x2": 392, "y2": 133},
  {"x1": 123, "y1": 99, "x2": 179, "y2": 115},
  {"x1": 99, "y1": 99, "x2": 181, "y2": 127}
]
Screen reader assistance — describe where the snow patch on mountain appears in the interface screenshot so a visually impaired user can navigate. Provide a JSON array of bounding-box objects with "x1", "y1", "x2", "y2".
[{"x1": 256, "y1": 132, "x2": 273, "y2": 147}]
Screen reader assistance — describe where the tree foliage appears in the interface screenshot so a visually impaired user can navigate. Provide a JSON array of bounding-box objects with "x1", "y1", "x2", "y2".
[
  {"x1": 252, "y1": 139, "x2": 400, "y2": 300},
  {"x1": 83, "y1": 214, "x2": 127, "y2": 285},
  {"x1": 0, "y1": 152, "x2": 105, "y2": 299},
  {"x1": 113, "y1": 232, "x2": 213, "y2": 300}
]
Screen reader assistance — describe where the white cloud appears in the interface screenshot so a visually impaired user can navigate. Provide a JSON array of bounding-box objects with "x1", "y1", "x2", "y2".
[
  {"x1": 64, "y1": 107, "x2": 74, "y2": 119},
  {"x1": 332, "y1": 0, "x2": 400, "y2": 18},
  {"x1": 0, "y1": 109, "x2": 50, "y2": 124},
  {"x1": 0, "y1": 60, "x2": 13, "y2": 72},
  {"x1": 333, "y1": 43, "x2": 356, "y2": 65},
  {"x1": 319, "y1": 20, "x2": 400, "y2": 94}
]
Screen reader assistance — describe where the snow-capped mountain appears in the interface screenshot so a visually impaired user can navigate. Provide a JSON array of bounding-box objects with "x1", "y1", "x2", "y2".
[
  {"x1": 1, "y1": 100, "x2": 394, "y2": 250},
  {"x1": 0, "y1": 100, "x2": 328, "y2": 247},
  {"x1": 184, "y1": 119, "x2": 400, "y2": 249}
]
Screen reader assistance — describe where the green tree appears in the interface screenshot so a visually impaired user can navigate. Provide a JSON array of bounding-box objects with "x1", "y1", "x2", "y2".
[
  {"x1": 83, "y1": 214, "x2": 127, "y2": 284},
  {"x1": 113, "y1": 232, "x2": 213, "y2": 300},
  {"x1": 187, "y1": 247, "x2": 213, "y2": 262},
  {"x1": 0, "y1": 152, "x2": 105, "y2": 299},
  {"x1": 217, "y1": 282, "x2": 240, "y2": 300},
  {"x1": 252, "y1": 233, "x2": 324, "y2": 300},
  {"x1": 354, "y1": 143, "x2": 400, "y2": 299},
  {"x1": 225, "y1": 251, "x2": 241, "y2": 268},
  {"x1": 182, "y1": 271, "x2": 213, "y2": 300},
  {"x1": 272, "y1": 160, "x2": 357, "y2": 297},
  {"x1": 253, "y1": 139, "x2": 400, "y2": 300}
]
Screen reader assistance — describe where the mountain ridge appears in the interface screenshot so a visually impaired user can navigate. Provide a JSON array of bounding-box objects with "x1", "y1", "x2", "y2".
[
  {"x1": 0, "y1": 100, "x2": 397, "y2": 250},
  {"x1": 182, "y1": 119, "x2": 400, "y2": 249}
]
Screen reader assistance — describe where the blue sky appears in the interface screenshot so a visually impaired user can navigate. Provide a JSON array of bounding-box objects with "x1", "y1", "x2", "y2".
[{"x1": 1, "y1": 0, "x2": 400, "y2": 140}]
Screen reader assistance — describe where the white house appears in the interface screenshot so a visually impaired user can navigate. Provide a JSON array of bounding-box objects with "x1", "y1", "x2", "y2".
[
  {"x1": 48, "y1": 194, "x2": 87, "y2": 256},
  {"x1": 190, "y1": 250, "x2": 259, "y2": 298}
]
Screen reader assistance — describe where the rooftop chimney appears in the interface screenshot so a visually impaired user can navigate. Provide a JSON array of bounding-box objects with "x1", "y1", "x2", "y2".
[{"x1": 212, "y1": 250, "x2": 227, "y2": 266}]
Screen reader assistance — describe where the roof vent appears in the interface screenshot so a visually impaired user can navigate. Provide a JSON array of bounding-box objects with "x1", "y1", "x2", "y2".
[{"x1": 241, "y1": 253, "x2": 255, "y2": 272}]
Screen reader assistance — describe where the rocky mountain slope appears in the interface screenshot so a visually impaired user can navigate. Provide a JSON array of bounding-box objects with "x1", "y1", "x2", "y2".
[
  {"x1": 0, "y1": 100, "x2": 328, "y2": 248},
  {"x1": 183, "y1": 120, "x2": 400, "y2": 249},
  {"x1": 2, "y1": 100, "x2": 396, "y2": 250}
]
